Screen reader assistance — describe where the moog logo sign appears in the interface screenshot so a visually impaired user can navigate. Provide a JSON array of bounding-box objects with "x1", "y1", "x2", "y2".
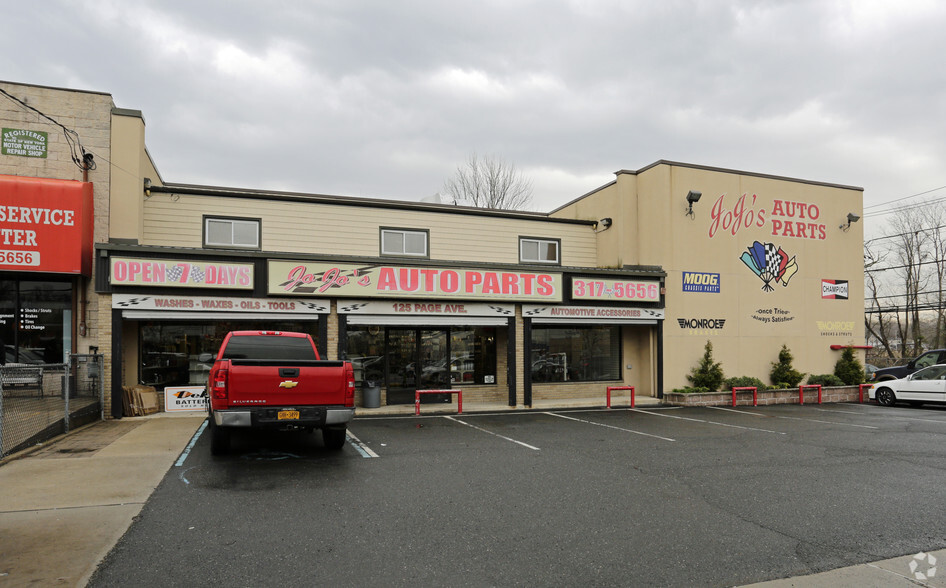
[{"x1": 682, "y1": 271, "x2": 720, "y2": 293}]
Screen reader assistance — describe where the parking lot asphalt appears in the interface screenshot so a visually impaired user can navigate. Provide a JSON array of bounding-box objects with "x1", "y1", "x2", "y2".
[{"x1": 5, "y1": 401, "x2": 946, "y2": 586}]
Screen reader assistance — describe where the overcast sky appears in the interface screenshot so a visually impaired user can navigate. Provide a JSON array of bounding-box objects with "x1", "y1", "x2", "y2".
[{"x1": 5, "y1": 0, "x2": 946, "y2": 237}]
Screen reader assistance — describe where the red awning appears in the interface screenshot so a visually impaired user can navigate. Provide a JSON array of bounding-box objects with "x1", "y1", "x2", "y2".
[{"x1": 0, "y1": 174, "x2": 94, "y2": 276}]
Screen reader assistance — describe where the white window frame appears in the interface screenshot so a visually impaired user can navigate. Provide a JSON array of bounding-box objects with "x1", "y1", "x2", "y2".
[
  {"x1": 381, "y1": 228, "x2": 429, "y2": 257},
  {"x1": 203, "y1": 217, "x2": 261, "y2": 249},
  {"x1": 519, "y1": 237, "x2": 560, "y2": 264}
]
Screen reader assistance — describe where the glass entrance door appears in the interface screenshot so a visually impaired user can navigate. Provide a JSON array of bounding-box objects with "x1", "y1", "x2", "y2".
[{"x1": 385, "y1": 328, "x2": 451, "y2": 405}]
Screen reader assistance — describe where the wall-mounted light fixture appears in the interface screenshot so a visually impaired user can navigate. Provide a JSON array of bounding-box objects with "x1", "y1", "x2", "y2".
[
  {"x1": 685, "y1": 190, "x2": 702, "y2": 218},
  {"x1": 596, "y1": 217, "x2": 613, "y2": 232},
  {"x1": 839, "y1": 212, "x2": 860, "y2": 231},
  {"x1": 143, "y1": 177, "x2": 152, "y2": 198}
]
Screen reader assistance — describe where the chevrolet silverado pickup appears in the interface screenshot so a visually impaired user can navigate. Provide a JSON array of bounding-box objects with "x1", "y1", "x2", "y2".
[{"x1": 205, "y1": 330, "x2": 355, "y2": 455}]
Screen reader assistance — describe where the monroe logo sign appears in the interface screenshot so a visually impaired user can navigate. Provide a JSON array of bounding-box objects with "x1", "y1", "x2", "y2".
[{"x1": 677, "y1": 318, "x2": 726, "y2": 329}]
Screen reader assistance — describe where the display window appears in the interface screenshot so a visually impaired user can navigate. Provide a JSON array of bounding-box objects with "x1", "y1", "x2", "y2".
[
  {"x1": 0, "y1": 279, "x2": 72, "y2": 364},
  {"x1": 346, "y1": 325, "x2": 497, "y2": 392},
  {"x1": 137, "y1": 319, "x2": 319, "y2": 388},
  {"x1": 531, "y1": 325, "x2": 621, "y2": 382}
]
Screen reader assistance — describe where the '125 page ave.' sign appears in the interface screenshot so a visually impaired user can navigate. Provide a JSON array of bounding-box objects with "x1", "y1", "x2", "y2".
[{"x1": 268, "y1": 261, "x2": 563, "y2": 302}]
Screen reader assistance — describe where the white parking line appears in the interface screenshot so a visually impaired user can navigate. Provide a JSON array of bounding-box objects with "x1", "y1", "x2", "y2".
[
  {"x1": 844, "y1": 405, "x2": 946, "y2": 425},
  {"x1": 634, "y1": 408, "x2": 786, "y2": 435},
  {"x1": 346, "y1": 431, "x2": 379, "y2": 458},
  {"x1": 444, "y1": 416, "x2": 541, "y2": 450},
  {"x1": 707, "y1": 406, "x2": 766, "y2": 417},
  {"x1": 814, "y1": 408, "x2": 864, "y2": 415},
  {"x1": 770, "y1": 415, "x2": 878, "y2": 429},
  {"x1": 707, "y1": 406, "x2": 878, "y2": 429},
  {"x1": 545, "y1": 412, "x2": 676, "y2": 442}
]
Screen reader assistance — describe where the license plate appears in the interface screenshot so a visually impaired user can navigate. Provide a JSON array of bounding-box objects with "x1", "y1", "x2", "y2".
[{"x1": 278, "y1": 410, "x2": 300, "y2": 420}]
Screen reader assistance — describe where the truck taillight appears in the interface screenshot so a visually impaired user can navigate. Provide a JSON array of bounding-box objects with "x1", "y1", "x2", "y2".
[
  {"x1": 344, "y1": 362, "x2": 355, "y2": 407},
  {"x1": 212, "y1": 368, "x2": 229, "y2": 400}
]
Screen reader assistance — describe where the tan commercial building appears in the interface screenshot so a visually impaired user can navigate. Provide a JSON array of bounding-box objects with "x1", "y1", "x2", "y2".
[{"x1": 0, "y1": 81, "x2": 865, "y2": 418}]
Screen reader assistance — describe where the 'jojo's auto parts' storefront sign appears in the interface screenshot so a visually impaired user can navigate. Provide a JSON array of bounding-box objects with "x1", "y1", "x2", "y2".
[{"x1": 268, "y1": 261, "x2": 563, "y2": 302}]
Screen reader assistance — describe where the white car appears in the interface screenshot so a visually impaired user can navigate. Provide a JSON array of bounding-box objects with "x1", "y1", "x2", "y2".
[{"x1": 869, "y1": 364, "x2": 946, "y2": 407}]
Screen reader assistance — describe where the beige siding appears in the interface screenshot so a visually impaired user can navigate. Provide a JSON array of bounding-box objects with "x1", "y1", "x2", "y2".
[{"x1": 143, "y1": 195, "x2": 597, "y2": 266}]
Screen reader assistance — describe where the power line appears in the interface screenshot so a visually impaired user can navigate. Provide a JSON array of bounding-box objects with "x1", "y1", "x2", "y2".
[
  {"x1": 0, "y1": 87, "x2": 94, "y2": 172},
  {"x1": 864, "y1": 184, "x2": 946, "y2": 211}
]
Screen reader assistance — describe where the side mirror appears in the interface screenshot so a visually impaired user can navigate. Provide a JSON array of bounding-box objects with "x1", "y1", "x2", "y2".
[{"x1": 198, "y1": 353, "x2": 214, "y2": 363}]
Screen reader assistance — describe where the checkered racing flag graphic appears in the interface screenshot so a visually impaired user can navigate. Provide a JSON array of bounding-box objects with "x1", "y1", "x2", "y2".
[
  {"x1": 114, "y1": 297, "x2": 151, "y2": 307},
  {"x1": 189, "y1": 265, "x2": 206, "y2": 283},
  {"x1": 488, "y1": 305, "x2": 513, "y2": 316},
  {"x1": 166, "y1": 265, "x2": 184, "y2": 282},
  {"x1": 340, "y1": 303, "x2": 369, "y2": 313}
]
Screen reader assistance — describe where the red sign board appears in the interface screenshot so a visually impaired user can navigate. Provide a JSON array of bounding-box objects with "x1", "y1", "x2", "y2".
[{"x1": 0, "y1": 175, "x2": 94, "y2": 276}]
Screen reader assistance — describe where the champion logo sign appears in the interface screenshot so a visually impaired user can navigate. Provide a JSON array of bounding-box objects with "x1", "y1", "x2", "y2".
[
  {"x1": 677, "y1": 318, "x2": 726, "y2": 329},
  {"x1": 821, "y1": 279, "x2": 848, "y2": 300}
]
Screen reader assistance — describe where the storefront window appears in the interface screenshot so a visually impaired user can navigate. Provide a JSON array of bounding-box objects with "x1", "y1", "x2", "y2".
[
  {"x1": 138, "y1": 320, "x2": 319, "y2": 388},
  {"x1": 346, "y1": 326, "x2": 497, "y2": 387},
  {"x1": 531, "y1": 325, "x2": 620, "y2": 382},
  {"x1": 0, "y1": 279, "x2": 72, "y2": 364},
  {"x1": 450, "y1": 328, "x2": 497, "y2": 385}
]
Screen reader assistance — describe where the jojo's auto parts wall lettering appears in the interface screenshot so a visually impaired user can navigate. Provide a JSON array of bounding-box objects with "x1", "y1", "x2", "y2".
[
  {"x1": 708, "y1": 194, "x2": 827, "y2": 240},
  {"x1": 740, "y1": 241, "x2": 798, "y2": 292}
]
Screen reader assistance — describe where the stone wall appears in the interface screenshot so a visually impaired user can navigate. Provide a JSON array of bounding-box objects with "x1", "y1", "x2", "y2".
[{"x1": 663, "y1": 385, "x2": 869, "y2": 407}]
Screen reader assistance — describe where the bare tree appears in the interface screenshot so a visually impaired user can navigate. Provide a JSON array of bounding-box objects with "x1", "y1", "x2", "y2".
[
  {"x1": 921, "y1": 202, "x2": 946, "y2": 347},
  {"x1": 864, "y1": 242, "x2": 896, "y2": 357},
  {"x1": 868, "y1": 204, "x2": 931, "y2": 357},
  {"x1": 443, "y1": 153, "x2": 534, "y2": 210}
]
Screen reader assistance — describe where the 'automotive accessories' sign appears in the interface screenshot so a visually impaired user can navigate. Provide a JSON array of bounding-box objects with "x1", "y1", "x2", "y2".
[
  {"x1": 682, "y1": 271, "x2": 720, "y2": 293},
  {"x1": 821, "y1": 279, "x2": 849, "y2": 300},
  {"x1": 523, "y1": 305, "x2": 664, "y2": 324},
  {"x1": 268, "y1": 261, "x2": 563, "y2": 302}
]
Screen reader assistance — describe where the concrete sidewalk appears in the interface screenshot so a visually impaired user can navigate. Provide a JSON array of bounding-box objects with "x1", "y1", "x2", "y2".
[
  {"x1": 1, "y1": 401, "x2": 944, "y2": 587},
  {"x1": 0, "y1": 413, "x2": 205, "y2": 587},
  {"x1": 743, "y1": 549, "x2": 946, "y2": 586}
]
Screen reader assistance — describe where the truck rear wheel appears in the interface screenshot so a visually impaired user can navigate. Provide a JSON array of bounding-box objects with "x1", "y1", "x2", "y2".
[
  {"x1": 323, "y1": 427, "x2": 346, "y2": 450},
  {"x1": 209, "y1": 416, "x2": 230, "y2": 455}
]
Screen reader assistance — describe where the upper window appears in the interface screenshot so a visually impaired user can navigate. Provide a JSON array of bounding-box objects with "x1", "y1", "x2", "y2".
[
  {"x1": 381, "y1": 228, "x2": 428, "y2": 257},
  {"x1": 204, "y1": 217, "x2": 260, "y2": 249},
  {"x1": 520, "y1": 237, "x2": 560, "y2": 264}
]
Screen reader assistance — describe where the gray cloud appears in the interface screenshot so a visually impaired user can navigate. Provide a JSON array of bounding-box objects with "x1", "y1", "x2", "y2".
[{"x1": 4, "y1": 0, "x2": 945, "y2": 237}]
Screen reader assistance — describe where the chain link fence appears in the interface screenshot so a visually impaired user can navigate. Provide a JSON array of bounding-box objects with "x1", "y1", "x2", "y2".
[{"x1": 0, "y1": 354, "x2": 105, "y2": 458}]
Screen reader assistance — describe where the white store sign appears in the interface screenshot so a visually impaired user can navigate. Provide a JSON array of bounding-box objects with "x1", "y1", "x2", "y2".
[
  {"x1": 339, "y1": 300, "x2": 514, "y2": 326},
  {"x1": 165, "y1": 386, "x2": 208, "y2": 412},
  {"x1": 112, "y1": 294, "x2": 328, "y2": 314},
  {"x1": 523, "y1": 305, "x2": 665, "y2": 324}
]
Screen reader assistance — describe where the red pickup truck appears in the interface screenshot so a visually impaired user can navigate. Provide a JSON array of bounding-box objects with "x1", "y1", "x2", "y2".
[{"x1": 205, "y1": 331, "x2": 355, "y2": 455}]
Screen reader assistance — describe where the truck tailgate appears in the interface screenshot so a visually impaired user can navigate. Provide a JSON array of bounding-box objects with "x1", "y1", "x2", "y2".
[{"x1": 226, "y1": 360, "x2": 348, "y2": 406}]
